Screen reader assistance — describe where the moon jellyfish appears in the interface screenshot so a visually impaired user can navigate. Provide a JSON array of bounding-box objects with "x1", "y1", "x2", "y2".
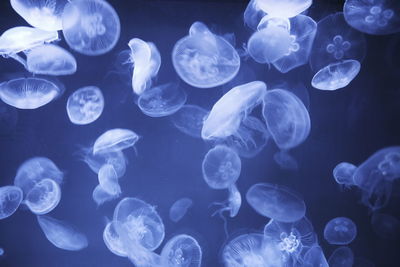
[
  {"x1": 62, "y1": 0, "x2": 120, "y2": 56},
  {"x1": 93, "y1": 128, "x2": 139, "y2": 155},
  {"x1": 171, "y1": 104, "x2": 209, "y2": 138},
  {"x1": 256, "y1": 0, "x2": 312, "y2": 18},
  {"x1": 273, "y1": 151, "x2": 299, "y2": 171},
  {"x1": 98, "y1": 164, "x2": 121, "y2": 196},
  {"x1": 0, "y1": 77, "x2": 64, "y2": 109},
  {"x1": 303, "y1": 246, "x2": 329, "y2": 267},
  {"x1": 66, "y1": 86, "x2": 104, "y2": 125},
  {"x1": 371, "y1": 213, "x2": 400, "y2": 240},
  {"x1": 243, "y1": 0, "x2": 266, "y2": 30},
  {"x1": 160, "y1": 234, "x2": 202, "y2": 267},
  {"x1": 328, "y1": 247, "x2": 354, "y2": 267},
  {"x1": 202, "y1": 81, "x2": 266, "y2": 140},
  {"x1": 92, "y1": 184, "x2": 119, "y2": 206},
  {"x1": 323, "y1": 217, "x2": 357, "y2": 245},
  {"x1": 138, "y1": 82, "x2": 187, "y2": 117},
  {"x1": 24, "y1": 178, "x2": 61, "y2": 215},
  {"x1": 26, "y1": 44, "x2": 77, "y2": 76},
  {"x1": 0, "y1": 185, "x2": 23, "y2": 220},
  {"x1": 344, "y1": 0, "x2": 400, "y2": 35},
  {"x1": 37, "y1": 215, "x2": 88, "y2": 251},
  {"x1": 169, "y1": 198, "x2": 193, "y2": 223},
  {"x1": 333, "y1": 162, "x2": 357, "y2": 187},
  {"x1": 246, "y1": 183, "x2": 306, "y2": 223},
  {"x1": 81, "y1": 149, "x2": 127, "y2": 178},
  {"x1": 172, "y1": 21, "x2": 240, "y2": 88},
  {"x1": 103, "y1": 220, "x2": 130, "y2": 257}
]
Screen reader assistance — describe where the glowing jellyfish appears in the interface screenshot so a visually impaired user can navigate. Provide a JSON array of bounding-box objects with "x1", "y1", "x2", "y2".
[
  {"x1": 26, "y1": 44, "x2": 77, "y2": 76},
  {"x1": 344, "y1": 0, "x2": 400, "y2": 35},
  {"x1": 160, "y1": 234, "x2": 202, "y2": 267},
  {"x1": 201, "y1": 81, "x2": 266, "y2": 140},
  {"x1": 303, "y1": 246, "x2": 329, "y2": 267},
  {"x1": 246, "y1": 183, "x2": 306, "y2": 223},
  {"x1": 93, "y1": 128, "x2": 139, "y2": 155},
  {"x1": 371, "y1": 213, "x2": 400, "y2": 240},
  {"x1": 128, "y1": 38, "x2": 161, "y2": 95},
  {"x1": 92, "y1": 184, "x2": 119, "y2": 206},
  {"x1": 169, "y1": 197, "x2": 193, "y2": 223},
  {"x1": 323, "y1": 217, "x2": 357, "y2": 245},
  {"x1": 98, "y1": 164, "x2": 121, "y2": 196},
  {"x1": 172, "y1": 21, "x2": 240, "y2": 88},
  {"x1": 37, "y1": 215, "x2": 88, "y2": 251},
  {"x1": 328, "y1": 246, "x2": 354, "y2": 267},
  {"x1": 243, "y1": 0, "x2": 266, "y2": 30},
  {"x1": 333, "y1": 162, "x2": 357, "y2": 187},
  {"x1": 62, "y1": 0, "x2": 120, "y2": 56},
  {"x1": 81, "y1": 149, "x2": 127, "y2": 178},
  {"x1": 0, "y1": 185, "x2": 23, "y2": 220},
  {"x1": 0, "y1": 77, "x2": 64, "y2": 109},
  {"x1": 256, "y1": 0, "x2": 313, "y2": 18},
  {"x1": 138, "y1": 82, "x2": 187, "y2": 117},
  {"x1": 66, "y1": 86, "x2": 104, "y2": 125},
  {"x1": 103, "y1": 220, "x2": 127, "y2": 257},
  {"x1": 25, "y1": 178, "x2": 61, "y2": 215},
  {"x1": 171, "y1": 104, "x2": 209, "y2": 138}
]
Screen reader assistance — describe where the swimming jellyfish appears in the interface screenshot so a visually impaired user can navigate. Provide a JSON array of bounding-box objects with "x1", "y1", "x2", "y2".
[
  {"x1": 243, "y1": 0, "x2": 266, "y2": 30},
  {"x1": 302, "y1": 246, "x2": 329, "y2": 267},
  {"x1": 98, "y1": 164, "x2": 121, "y2": 196},
  {"x1": 256, "y1": 0, "x2": 313, "y2": 18},
  {"x1": 93, "y1": 128, "x2": 140, "y2": 155},
  {"x1": 24, "y1": 178, "x2": 61, "y2": 215},
  {"x1": 323, "y1": 217, "x2": 357, "y2": 245},
  {"x1": 80, "y1": 149, "x2": 127, "y2": 178},
  {"x1": 246, "y1": 183, "x2": 306, "y2": 223},
  {"x1": 328, "y1": 246, "x2": 354, "y2": 267},
  {"x1": 62, "y1": 0, "x2": 120, "y2": 55},
  {"x1": 171, "y1": 104, "x2": 209, "y2": 138},
  {"x1": 169, "y1": 197, "x2": 193, "y2": 223},
  {"x1": 333, "y1": 162, "x2": 357, "y2": 187},
  {"x1": 37, "y1": 215, "x2": 88, "y2": 251},
  {"x1": 66, "y1": 86, "x2": 104, "y2": 125},
  {"x1": 103, "y1": 220, "x2": 128, "y2": 257},
  {"x1": 0, "y1": 185, "x2": 23, "y2": 220},
  {"x1": 172, "y1": 21, "x2": 240, "y2": 88},
  {"x1": 92, "y1": 184, "x2": 119, "y2": 206},
  {"x1": 160, "y1": 234, "x2": 202, "y2": 267},
  {"x1": 371, "y1": 213, "x2": 400, "y2": 240}
]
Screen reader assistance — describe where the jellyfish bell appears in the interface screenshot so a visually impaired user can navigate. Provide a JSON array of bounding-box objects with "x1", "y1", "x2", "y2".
[
  {"x1": 93, "y1": 128, "x2": 140, "y2": 155},
  {"x1": 170, "y1": 104, "x2": 209, "y2": 138},
  {"x1": 24, "y1": 178, "x2": 61, "y2": 215},
  {"x1": 323, "y1": 217, "x2": 357, "y2": 245},
  {"x1": 92, "y1": 184, "x2": 119, "y2": 206},
  {"x1": 98, "y1": 164, "x2": 121, "y2": 196},
  {"x1": 103, "y1": 220, "x2": 128, "y2": 257},
  {"x1": 169, "y1": 197, "x2": 193, "y2": 223},
  {"x1": 328, "y1": 246, "x2": 354, "y2": 267},
  {"x1": 160, "y1": 234, "x2": 202, "y2": 267},
  {"x1": 0, "y1": 185, "x2": 23, "y2": 220},
  {"x1": 256, "y1": 0, "x2": 313, "y2": 19},
  {"x1": 333, "y1": 162, "x2": 357, "y2": 187},
  {"x1": 303, "y1": 246, "x2": 329, "y2": 267}
]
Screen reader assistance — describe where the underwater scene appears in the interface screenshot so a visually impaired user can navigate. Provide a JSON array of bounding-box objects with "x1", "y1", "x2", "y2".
[{"x1": 0, "y1": 0, "x2": 400, "y2": 266}]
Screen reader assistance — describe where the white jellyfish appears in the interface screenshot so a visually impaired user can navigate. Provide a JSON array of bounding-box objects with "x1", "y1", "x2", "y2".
[
  {"x1": 24, "y1": 178, "x2": 61, "y2": 215},
  {"x1": 0, "y1": 185, "x2": 23, "y2": 220},
  {"x1": 160, "y1": 234, "x2": 202, "y2": 267},
  {"x1": 93, "y1": 128, "x2": 140, "y2": 155},
  {"x1": 256, "y1": 0, "x2": 313, "y2": 18},
  {"x1": 98, "y1": 164, "x2": 121, "y2": 196},
  {"x1": 169, "y1": 197, "x2": 193, "y2": 223},
  {"x1": 171, "y1": 104, "x2": 209, "y2": 138},
  {"x1": 103, "y1": 220, "x2": 128, "y2": 257},
  {"x1": 323, "y1": 217, "x2": 357, "y2": 245}
]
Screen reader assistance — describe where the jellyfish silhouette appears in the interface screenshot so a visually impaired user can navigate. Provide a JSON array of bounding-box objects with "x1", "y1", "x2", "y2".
[
  {"x1": 171, "y1": 104, "x2": 209, "y2": 138},
  {"x1": 323, "y1": 217, "x2": 357, "y2": 245},
  {"x1": 169, "y1": 197, "x2": 193, "y2": 223},
  {"x1": 160, "y1": 234, "x2": 202, "y2": 267},
  {"x1": 256, "y1": 0, "x2": 313, "y2": 18},
  {"x1": 93, "y1": 128, "x2": 140, "y2": 155},
  {"x1": 0, "y1": 185, "x2": 23, "y2": 220},
  {"x1": 328, "y1": 246, "x2": 354, "y2": 267},
  {"x1": 333, "y1": 162, "x2": 357, "y2": 188}
]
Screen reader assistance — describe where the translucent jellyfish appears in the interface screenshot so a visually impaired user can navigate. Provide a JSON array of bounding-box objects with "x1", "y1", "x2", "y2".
[
  {"x1": 201, "y1": 81, "x2": 266, "y2": 140},
  {"x1": 0, "y1": 101, "x2": 18, "y2": 135},
  {"x1": 26, "y1": 44, "x2": 77, "y2": 76},
  {"x1": 262, "y1": 89, "x2": 310, "y2": 150},
  {"x1": 323, "y1": 217, "x2": 357, "y2": 245},
  {"x1": 243, "y1": 0, "x2": 266, "y2": 30},
  {"x1": 93, "y1": 128, "x2": 140, "y2": 155},
  {"x1": 24, "y1": 178, "x2": 61, "y2": 215},
  {"x1": 98, "y1": 164, "x2": 121, "y2": 196},
  {"x1": 246, "y1": 183, "x2": 306, "y2": 223},
  {"x1": 333, "y1": 162, "x2": 357, "y2": 187},
  {"x1": 302, "y1": 246, "x2": 329, "y2": 267},
  {"x1": 0, "y1": 185, "x2": 23, "y2": 220},
  {"x1": 256, "y1": 0, "x2": 313, "y2": 18},
  {"x1": 80, "y1": 149, "x2": 127, "y2": 178},
  {"x1": 10, "y1": 0, "x2": 67, "y2": 31},
  {"x1": 273, "y1": 151, "x2": 299, "y2": 171},
  {"x1": 103, "y1": 220, "x2": 127, "y2": 257},
  {"x1": 66, "y1": 86, "x2": 104, "y2": 125},
  {"x1": 202, "y1": 145, "x2": 241, "y2": 190},
  {"x1": 328, "y1": 246, "x2": 354, "y2": 267},
  {"x1": 344, "y1": 0, "x2": 400, "y2": 35},
  {"x1": 37, "y1": 215, "x2": 88, "y2": 251},
  {"x1": 62, "y1": 0, "x2": 120, "y2": 56},
  {"x1": 128, "y1": 38, "x2": 161, "y2": 95},
  {"x1": 171, "y1": 104, "x2": 209, "y2": 138},
  {"x1": 371, "y1": 213, "x2": 400, "y2": 240},
  {"x1": 0, "y1": 77, "x2": 64, "y2": 109},
  {"x1": 169, "y1": 197, "x2": 193, "y2": 223},
  {"x1": 92, "y1": 184, "x2": 119, "y2": 206},
  {"x1": 138, "y1": 82, "x2": 187, "y2": 117},
  {"x1": 160, "y1": 234, "x2": 202, "y2": 267},
  {"x1": 172, "y1": 21, "x2": 240, "y2": 88}
]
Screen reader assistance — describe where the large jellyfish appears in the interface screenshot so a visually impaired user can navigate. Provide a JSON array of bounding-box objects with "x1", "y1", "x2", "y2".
[
  {"x1": 93, "y1": 128, "x2": 140, "y2": 155},
  {"x1": 160, "y1": 234, "x2": 202, "y2": 267},
  {"x1": 37, "y1": 215, "x2": 88, "y2": 251},
  {"x1": 61, "y1": 0, "x2": 120, "y2": 56},
  {"x1": 169, "y1": 197, "x2": 193, "y2": 223},
  {"x1": 256, "y1": 0, "x2": 313, "y2": 18},
  {"x1": 103, "y1": 220, "x2": 127, "y2": 257},
  {"x1": 302, "y1": 246, "x2": 329, "y2": 267},
  {"x1": 344, "y1": 0, "x2": 400, "y2": 35},
  {"x1": 98, "y1": 164, "x2": 121, "y2": 196},
  {"x1": 371, "y1": 213, "x2": 400, "y2": 240},
  {"x1": 24, "y1": 178, "x2": 61, "y2": 215},
  {"x1": 171, "y1": 104, "x2": 209, "y2": 138},
  {"x1": 0, "y1": 77, "x2": 64, "y2": 109},
  {"x1": 333, "y1": 162, "x2": 357, "y2": 187},
  {"x1": 246, "y1": 183, "x2": 306, "y2": 223},
  {"x1": 66, "y1": 86, "x2": 104, "y2": 125},
  {"x1": 172, "y1": 21, "x2": 240, "y2": 88},
  {"x1": 323, "y1": 217, "x2": 357, "y2": 245},
  {"x1": 328, "y1": 246, "x2": 354, "y2": 267},
  {"x1": 0, "y1": 185, "x2": 23, "y2": 220}
]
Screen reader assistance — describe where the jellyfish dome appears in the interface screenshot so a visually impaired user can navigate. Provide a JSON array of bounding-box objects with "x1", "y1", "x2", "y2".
[
  {"x1": 98, "y1": 164, "x2": 121, "y2": 196},
  {"x1": 0, "y1": 185, "x2": 23, "y2": 220},
  {"x1": 169, "y1": 197, "x2": 193, "y2": 223},
  {"x1": 328, "y1": 246, "x2": 354, "y2": 267},
  {"x1": 171, "y1": 104, "x2": 209, "y2": 139},
  {"x1": 103, "y1": 220, "x2": 128, "y2": 257},
  {"x1": 25, "y1": 178, "x2": 61, "y2": 215},
  {"x1": 81, "y1": 149, "x2": 127, "y2": 178},
  {"x1": 93, "y1": 128, "x2": 139, "y2": 155},
  {"x1": 302, "y1": 246, "x2": 329, "y2": 267},
  {"x1": 160, "y1": 234, "x2": 202, "y2": 267},
  {"x1": 323, "y1": 217, "x2": 357, "y2": 245},
  {"x1": 62, "y1": 0, "x2": 121, "y2": 56},
  {"x1": 172, "y1": 21, "x2": 240, "y2": 88},
  {"x1": 333, "y1": 162, "x2": 357, "y2": 186},
  {"x1": 256, "y1": 0, "x2": 313, "y2": 18}
]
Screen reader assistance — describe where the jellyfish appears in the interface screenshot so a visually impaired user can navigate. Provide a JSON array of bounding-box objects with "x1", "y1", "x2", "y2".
[
  {"x1": 24, "y1": 178, "x2": 61, "y2": 215},
  {"x1": 328, "y1": 246, "x2": 354, "y2": 267},
  {"x1": 302, "y1": 246, "x2": 329, "y2": 267},
  {"x1": 138, "y1": 82, "x2": 187, "y2": 117},
  {"x1": 92, "y1": 184, "x2": 119, "y2": 206},
  {"x1": 66, "y1": 86, "x2": 104, "y2": 125},
  {"x1": 0, "y1": 101, "x2": 18, "y2": 135},
  {"x1": 0, "y1": 185, "x2": 23, "y2": 220},
  {"x1": 273, "y1": 151, "x2": 299, "y2": 171},
  {"x1": 243, "y1": 0, "x2": 266, "y2": 30},
  {"x1": 172, "y1": 21, "x2": 240, "y2": 88},
  {"x1": 26, "y1": 44, "x2": 77, "y2": 76},
  {"x1": 201, "y1": 81, "x2": 266, "y2": 140},
  {"x1": 93, "y1": 128, "x2": 140, "y2": 155},
  {"x1": 0, "y1": 77, "x2": 64, "y2": 109},
  {"x1": 371, "y1": 213, "x2": 400, "y2": 240},
  {"x1": 323, "y1": 217, "x2": 357, "y2": 245},
  {"x1": 256, "y1": 0, "x2": 313, "y2": 18},
  {"x1": 160, "y1": 234, "x2": 202, "y2": 267},
  {"x1": 333, "y1": 162, "x2": 357, "y2": 187},
  {"x1": 169, "y1": 197, "x2": 193, "y2": 223},
  {"x1": 246, "y1": 183, "x2": 306, "y2": 223},
  {"x1": 103, "y1": 220, "x2": 128, "y2": 257},
  {"x1": 344, "y1": 0, "x2": 400, "y2": 35},
  {"x1": 80, "y1": 149, "x2": 127, "y2": 178},
  {"x1": 98, "y1": 164, "x2": 121, "y2": 196},
  {"x1": 170, "y1": 104, "x2": 209, "y2": 138},
  {"x1": 61, "y1": 0, "x2": 120, "y2": 56},
  {"x1": 37, "y1": 215, "x2": 88, "y2": 251}
]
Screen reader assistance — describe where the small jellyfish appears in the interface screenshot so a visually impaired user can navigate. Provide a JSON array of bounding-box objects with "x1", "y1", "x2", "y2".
[
  {"x1": 323, "y1": 217, "x2": 357, "y2": 245},
  {"x1": 0, "y1": 77, "x2": 64, "y2": 109},
  {"x1": 243, "y1": 0, "x2": 266, "y2": 30},
  {"x1": 328, "y1": 246, "x2": 354, "y2": 267},
  {"x1": 24, "y1": 178, "x2": 61, "y2": 215},
  {"x1": 138, "y1": 82, "x2": 187, "y2": 117},
  {"x1": 62, "y1": 0, "x2": 120, "y2": 55},
  {"x1": 93, "y1": 128, "x2": 139, "y2": 155},
  {"x1": 0, "y1": 185, "x2": 23, "y2": 220},
  {"x1": 333, "y1": 162, "x2": 357, "y2": 187},
  {"x1": 92, "y1": 184, "x2": 119, "y2": 206},
  {"x1": 170, "y1": 104, "x2": 209, "y2": 138},
  {"x1": 103, "y1": 220, "x2": 127, "y2": 257},
  {"x1": 371, "y1": 213, "x2": 400, "y2": 240},
  {"x1": 169, "y1": 197, "x2": 193, "y2": 223},
  {"x1": 273, "y1": 151, "x2": 299, "y2": 171},
  {"x1": 246, "y1": 183, "x2": 306, "y2": 223},
  {"x1": 256, "y1": 0, "x2": 313, "y2": 18},
  {"x1": 344, "y1": 0, "x2": 400, "y2": 35},
  {"x1": 303, "y1": 246, "x2": 329, "y2": 267},
  {"x1": 37, "y1": 215, "x2": 88, "y2": 251},
  {"x1": 98, "y1": 164, "x2": 121, "y2": 196},
  {"x1": 160, "y1": 234, "x2": 202, "y2": 267},
  {"x1": 80, "y1": 149, "x2": 127, "y2": 178},
  {"x1": 66, "y1": 86, "x2": 104, "y2": 125},
  {"x1": 172, "y1": 21, "x2": 240, "y2": 88}
]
